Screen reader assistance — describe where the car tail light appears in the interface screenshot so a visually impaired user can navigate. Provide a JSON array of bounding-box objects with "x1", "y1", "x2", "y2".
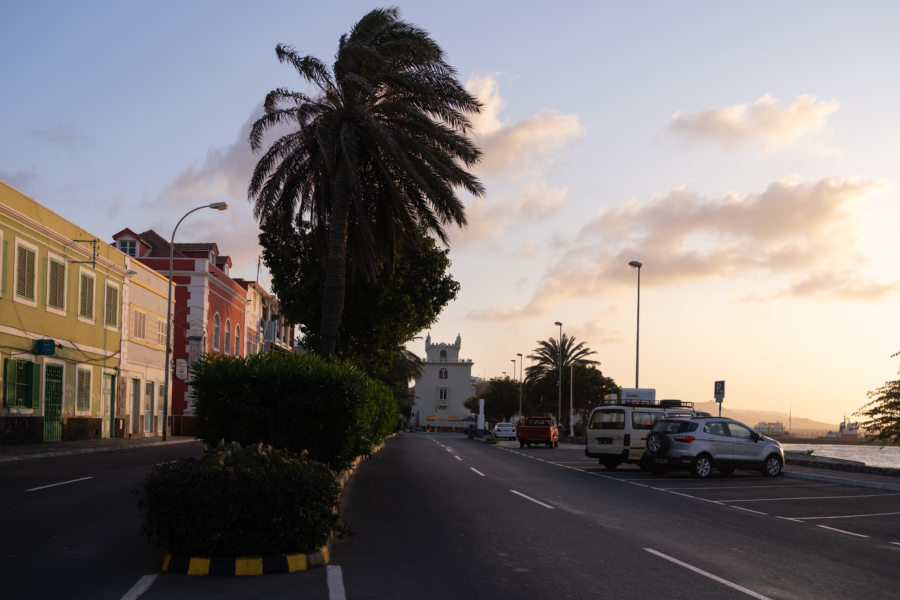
[{"x1": 673, "y1": 435, "x2": 695, "y2": 443}]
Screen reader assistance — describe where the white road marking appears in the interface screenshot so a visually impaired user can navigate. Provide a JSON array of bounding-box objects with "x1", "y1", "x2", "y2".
[
  {"x1": 120, "y1": 574, "x2": 157, "y2": 600},
  {"x1": 890, "y1": 542, "x2": 900, "y2": 547},
  {"x1": 454, "y1": 455, "x2": 462, "y2": 461},
  {"x1": 728, "y1": 493, "x2": 900, "y2": 503},
  {"x1": 470, "y1": 468, "x2": 485, "y2": 477},
  {"x1": 26, "y1": 476, "x2": 93, "y2": 492},
  {"x1": 327, "y1": 565, "x2": 346, "y2": 600},
  {"x1": 644, "y1": 548, "x2": 773, "y2": 600},
  {"x1": 731, "y1": 506, "x2": 768, "y2": 516},
  {"x1": 792, "y1": 511, "x2": 900, "y2": 521},
  {"x1": 817, "y1": 525, "x2": 870, "y2": 538},
  {"x1": 510, "y1": 490, "x2": 555, "y2": 509}
]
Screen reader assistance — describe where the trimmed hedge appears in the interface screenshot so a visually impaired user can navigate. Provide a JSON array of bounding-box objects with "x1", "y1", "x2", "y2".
[
  {"x1": 190, "y1": 352, "x2": 398, "y2": 472},
  {"x1": 136, "y1": 441, "x2": 340, "y2": 557}
]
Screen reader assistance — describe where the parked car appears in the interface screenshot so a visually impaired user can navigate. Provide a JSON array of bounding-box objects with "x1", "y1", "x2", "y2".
[
  {"x1": 644, "y1": 416, "x2": 784, "y2": 478},
  {"x1": 492, "y1": 422, "x2": 516, "y2": 440},
  {"x1": 584, "y1": 400, "x2": 707, "y2": 470},
  {"x1": 516, "y1": 416, "x2": 559, "y2": 448}
]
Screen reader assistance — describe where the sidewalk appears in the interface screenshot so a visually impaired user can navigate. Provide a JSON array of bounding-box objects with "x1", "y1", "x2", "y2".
[{"x1": 0, "y1": 435, "x2": 200, "y2": 463}]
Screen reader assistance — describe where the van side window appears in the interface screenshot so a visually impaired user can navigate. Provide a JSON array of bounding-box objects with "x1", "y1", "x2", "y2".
[
  {"x1": 589, "y1": 410, "x2": 625, "y2": 430},
  {"x1": 632, "y1": 411, "x2": 662, "y2": 430}
]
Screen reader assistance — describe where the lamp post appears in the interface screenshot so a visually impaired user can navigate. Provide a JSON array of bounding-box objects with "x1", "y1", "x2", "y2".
[
  {"x1": 162, "y1": 202, "x2": 228, "y2": 440},
  {"x1": 554, "y1": 321, "x2": 563, "y2": 427},
  {"x1": 628, "y1": 260, "x2": 642, "y2": 388},
  {"x1": 516, "y1": 352, "x2": 523, "y2": 418}
]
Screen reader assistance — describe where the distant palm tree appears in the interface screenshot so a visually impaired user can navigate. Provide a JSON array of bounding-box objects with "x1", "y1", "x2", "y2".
[
  {"x1": 525, "y1": 333, "x2": 599, "y2": 385},
  {"x1": 248, "y1": 8, "x2": 484, "y2": 356}
]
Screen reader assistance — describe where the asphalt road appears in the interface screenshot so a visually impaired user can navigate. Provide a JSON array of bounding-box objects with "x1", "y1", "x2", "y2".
[{"x1": 2, "y1": 434, "x2": 898, "y2": 599}]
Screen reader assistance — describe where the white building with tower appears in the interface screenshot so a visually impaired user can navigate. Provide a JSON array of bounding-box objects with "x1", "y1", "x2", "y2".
[{"x1": 411, "y1": 334, "x2": 475, "y2": 430}]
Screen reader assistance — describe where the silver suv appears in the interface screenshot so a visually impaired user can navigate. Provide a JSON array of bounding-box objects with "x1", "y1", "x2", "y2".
[{"x1": 644, "y1": 417, "x2": 784, "y2": 478}]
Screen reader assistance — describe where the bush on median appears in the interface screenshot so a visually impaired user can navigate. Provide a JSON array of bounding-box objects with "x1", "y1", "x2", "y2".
[
  {"x1": 136, "y1": 441, "x2": 341, "y2": 557},
  {"x1": 189, "y1": 352, "x2": 399, "y2": 472}
]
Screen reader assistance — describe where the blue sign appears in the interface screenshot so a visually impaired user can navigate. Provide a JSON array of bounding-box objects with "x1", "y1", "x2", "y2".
[
  {"x1": 35, "y1": 339, "x2": 55, "y2": 355},
  {"x1": 714, "y1": 380, "x2": 725, "y2": 401}
]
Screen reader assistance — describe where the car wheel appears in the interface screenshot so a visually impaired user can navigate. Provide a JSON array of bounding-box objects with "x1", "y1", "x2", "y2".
[
  {"x1": 691, "y1": 454, "x2": 713, "y2": 478},
  {"x1": 762, "y1": 454, "x2": 783, "y2": 477},
  {"x1": 603, "y1": 459, "x2": 619, "y2": 470},
  {"x1": 646, "y1": 432, "x2": 665, "y2": 456},
  {"x1": 719, "y1": 467, "x2": 734, "y2": 476},
  {"x1": 519, "y1": 441, "x2": 525, "y2": 448}
]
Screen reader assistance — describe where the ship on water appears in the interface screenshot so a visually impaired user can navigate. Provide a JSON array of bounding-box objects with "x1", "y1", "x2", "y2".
[{"x1": 827, "y1": 416, "x2": 864, "y2": 440}]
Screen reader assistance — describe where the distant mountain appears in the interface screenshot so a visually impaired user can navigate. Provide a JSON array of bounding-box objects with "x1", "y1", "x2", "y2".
[{"x1": 692, "y1": 402, "x2": 837, "y2": 434}]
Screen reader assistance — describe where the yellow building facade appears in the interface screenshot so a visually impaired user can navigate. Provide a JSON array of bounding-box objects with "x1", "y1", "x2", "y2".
[{"x1": 0, "y1": 181, "x2": 128, "y2": 442}]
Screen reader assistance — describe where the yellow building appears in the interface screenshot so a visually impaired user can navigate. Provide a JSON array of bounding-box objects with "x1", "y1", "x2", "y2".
[{"x1": 0, "y1": 181, "x2": 128, "y2": 442}]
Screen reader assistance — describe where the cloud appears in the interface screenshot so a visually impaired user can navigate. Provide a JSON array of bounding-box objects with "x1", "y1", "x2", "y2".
[
  {"x1": 27, "y1": 124, "x2": 90, "y2": 147},
  {"x1": 449, "y1": 75, "x2": 582, "y2": 248},
  {"x1": 0, "y1": 168, "x2": 41, "y2": 192},
  {"x1": 471, "y1": 176, "x2": 891, "y2": 320},
  {"x1": 667, "y1": 94, "x2": 840, "y2": 153}
]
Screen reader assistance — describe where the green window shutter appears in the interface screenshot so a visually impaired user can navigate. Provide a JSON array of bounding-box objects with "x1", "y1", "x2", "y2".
[
  {"x1": 4, "y1": 359, "x2": 15, "y2": 407},
  {"x1": 29, "y1": 361, "x2": 40, "y2": 409}
]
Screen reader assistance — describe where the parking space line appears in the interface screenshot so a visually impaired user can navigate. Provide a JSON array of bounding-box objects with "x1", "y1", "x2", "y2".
[
  {"x1": 789, "y1": 511, "x2": 900, "y2": 521},
  {"x1": 890, "y1": 542, "x2": 900, "y2": 547},
  {"x1": 644, "y1": 548, "x2": 773, "y2": 600},
  {"x1": 470, "y1": 468, "x2": 485, "y2": 477},
  {"x1": 728, "y1": 493, "x2": 900, "y2": 503},
  {"x1": 26, "y1": 476, "x2": 93, "y2": 492},
  {"x1": 731, "y1": 506, "x2": 768, "y2": 516},
  {"x1": 120, "y1": 574, "x2": 157, "y2": 600},
  {"x1": 817, "y1": 525, "x2": 870, "y2": 538},
  {"x1": 454, "y1": 455, "x2": 462, "y2": 461},
  {"x1": 510, "y1": 490, "x2": 555, "y2": 509}
]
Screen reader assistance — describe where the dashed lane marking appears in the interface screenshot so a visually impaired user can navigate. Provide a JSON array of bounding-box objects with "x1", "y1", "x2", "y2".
[
  {"x1": 470, "y1": 468, "x2": 485, "y2": 477},
  {"x1": 644, "y1": 548, "x2": 773, "y2": 600},
  {"x1": 510, "y1": 490, "x2": 555, "y2": 509},
  {"x1": 26, "y1": 476, "x2": 93, "y2": 492}
]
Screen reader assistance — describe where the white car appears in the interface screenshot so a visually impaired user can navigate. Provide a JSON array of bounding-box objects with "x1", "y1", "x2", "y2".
[{"x1": 492, "y1": 422, "x2": 516, "y2": 440}]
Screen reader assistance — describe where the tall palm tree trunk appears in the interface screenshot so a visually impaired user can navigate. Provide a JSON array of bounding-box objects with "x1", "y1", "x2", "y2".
[{"x1": 320, "y1": 177, "x2": 349, "y2": 357}]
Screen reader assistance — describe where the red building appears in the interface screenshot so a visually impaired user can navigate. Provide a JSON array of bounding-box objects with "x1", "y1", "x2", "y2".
[{"x1": 111, "y1": 228, "x2": 256, "y2": 435}]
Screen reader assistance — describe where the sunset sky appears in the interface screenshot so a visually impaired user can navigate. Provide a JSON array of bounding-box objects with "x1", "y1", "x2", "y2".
[{"x1": 3, "y1": 1, "x2": 900, "y2": 425}]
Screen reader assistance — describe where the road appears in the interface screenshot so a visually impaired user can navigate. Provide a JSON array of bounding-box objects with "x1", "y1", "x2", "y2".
[
  {"x1": 333, "y1": 433, "x2": 900, "y2": 599},
  {"x1": 1, "y1": 434, "x2": 898, "y2": 599}
]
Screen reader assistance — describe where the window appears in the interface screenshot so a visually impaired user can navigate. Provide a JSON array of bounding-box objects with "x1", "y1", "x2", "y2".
[
  {"x1": 225, "y1": 319, "x2": 232, "y2": 354},
  {"x1": 632, "y1": 410, "x2": 664, "y2": 430},
  {"x1": 439, "y1": 350, "x2": 447, "y2": 362},
  {"x1": 14, "y1": 241, "x2": 37, "y2": 305},
  {"x1": 3, "y1": 358, "x2": 40, "y2": 409},
  {"x1": 589, "y1": 409, "x2": 625, "y2": 430},
  {"x1": 438, "y1": 388, "x2": 448, "y2": 408},
  {"x1": 212, "y1": 313, "x2": 221, "y2": 351},
  {"x1": 725, "y1": 422, "x2": 754, "y2": 440},
  {"x1": 104, "y1": 282, "x2": 119, "y2": 329},
  {"x1": 78, "y1": 270, "x2": 95, "y2": 321},
  {"x1": 76, "y1": 367, "x2": 92, "y2": 413},
  {"x1": 439, "y1": 368, "x2": 448, "y2": 380},
  {"x1": 117, "y1": 240, "x2": 137, "y2": 257},
  {"x1": 46, "y1": 254, "x2": 67, "y2": 312},
  {"x1": 234, "y1": 326, "x2": 241, "y2": 357}
]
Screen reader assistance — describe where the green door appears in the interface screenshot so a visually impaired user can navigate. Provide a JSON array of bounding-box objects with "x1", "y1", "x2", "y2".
[{"x1": 43, "y1": 364, "x2": 63, "y2": 441}]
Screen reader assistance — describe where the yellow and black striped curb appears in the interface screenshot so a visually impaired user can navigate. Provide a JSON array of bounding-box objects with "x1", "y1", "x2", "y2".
[
  {"x1": 160, "y1": 437, "x2": 391, "y2": 576},
  {"x1": 162, "y1": 545, "x2": 330, "y2": 576}
]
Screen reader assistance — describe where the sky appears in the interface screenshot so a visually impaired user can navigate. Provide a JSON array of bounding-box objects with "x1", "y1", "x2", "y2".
[{"x1": 3, "y1": 1, "x2": 900, "y2": 425}]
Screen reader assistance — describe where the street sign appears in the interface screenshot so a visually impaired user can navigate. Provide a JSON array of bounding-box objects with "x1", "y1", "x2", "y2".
[{"x1": 714, "y1": 380, "x2": 725, "y2": 402}]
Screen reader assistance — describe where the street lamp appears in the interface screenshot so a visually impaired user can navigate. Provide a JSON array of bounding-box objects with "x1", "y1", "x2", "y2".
[
  {"x1": 628, "y1": 260, "x2": 642, "y2": 388},
  {"x1": 554, "y1": 321, "x2": 563, "y2": 427},
  {"x1": 516, "y1": 352, "x2": 523, "y2": 417},
  {"x1": 162, "y1": 201, "x2": 228, "y2": 440}
]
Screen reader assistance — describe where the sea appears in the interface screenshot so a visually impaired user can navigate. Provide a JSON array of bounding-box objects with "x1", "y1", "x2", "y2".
[{"x1": 782, "y1": 443, "x2": 900, "y2": 469}]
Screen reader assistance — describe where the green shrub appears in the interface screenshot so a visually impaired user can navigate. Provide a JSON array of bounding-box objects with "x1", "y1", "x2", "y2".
[
  {"x1": 136, "y1": 441, "x2": 340, "y2": 557},
  {"x1": 191, "y1": 352, "x2": 399, "y2": 471}
]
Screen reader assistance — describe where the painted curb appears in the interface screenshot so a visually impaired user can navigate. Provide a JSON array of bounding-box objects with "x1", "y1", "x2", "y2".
[{"x1": 160, "y1": 437, "x2": 390, "y2": 576}]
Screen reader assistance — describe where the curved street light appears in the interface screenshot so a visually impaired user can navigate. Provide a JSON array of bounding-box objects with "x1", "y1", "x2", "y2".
[
  {"x1": 628, "y1": 261, "x2": 642, "y2": 388},
  {"x1": 162, "y1": 201, "x2": 228, "y2": 440}
]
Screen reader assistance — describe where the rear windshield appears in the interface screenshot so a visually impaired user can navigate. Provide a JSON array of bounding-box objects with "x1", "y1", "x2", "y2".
[
  {"x1": 589, "y1": 409, "x2": 625, "y2": 430},
  {"x1": 524, "y1": 417, "x2": 552, "y2": 426},
  {"x1": 652, "y1": 420, "x2": 697, "y2": 434},
  {"x1": 632, "y1": 410, "x2": 664, "y2": 430}
]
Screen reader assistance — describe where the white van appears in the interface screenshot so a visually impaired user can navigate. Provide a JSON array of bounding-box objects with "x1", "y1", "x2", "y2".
[{"x1": 585, "y1": 400, "x2": 705, "y2": 470}]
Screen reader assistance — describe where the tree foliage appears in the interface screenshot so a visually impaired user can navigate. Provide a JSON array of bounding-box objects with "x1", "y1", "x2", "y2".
[
  {"x1": 260, "y1": 219, "x2": 457, "y2": 378},
  {"x1": 856, "y1": 376, "x2": 900, "y2": 445},
  {"x1": 524, "y1": 333, "x2": 600, "y2": 385},
  {"x1": 248, "y1": 8, "x2": 483, "y2": 356},
  {"x1": 465, "y1": 378, "x2": 521, "y2": 424}
]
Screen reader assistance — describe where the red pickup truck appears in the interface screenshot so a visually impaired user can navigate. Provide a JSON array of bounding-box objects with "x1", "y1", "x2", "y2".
[{"x1": 516, "y1": 416, "x2": 559, "y2": 448}]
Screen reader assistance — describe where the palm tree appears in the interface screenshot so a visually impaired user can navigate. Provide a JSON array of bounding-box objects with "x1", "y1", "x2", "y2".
[
  {"x1": 525, "y1": 333, "x2": 599, "y2": 385},
  {"x1": 248, "y1": 8, "x2": 484, "y2": 356}
]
